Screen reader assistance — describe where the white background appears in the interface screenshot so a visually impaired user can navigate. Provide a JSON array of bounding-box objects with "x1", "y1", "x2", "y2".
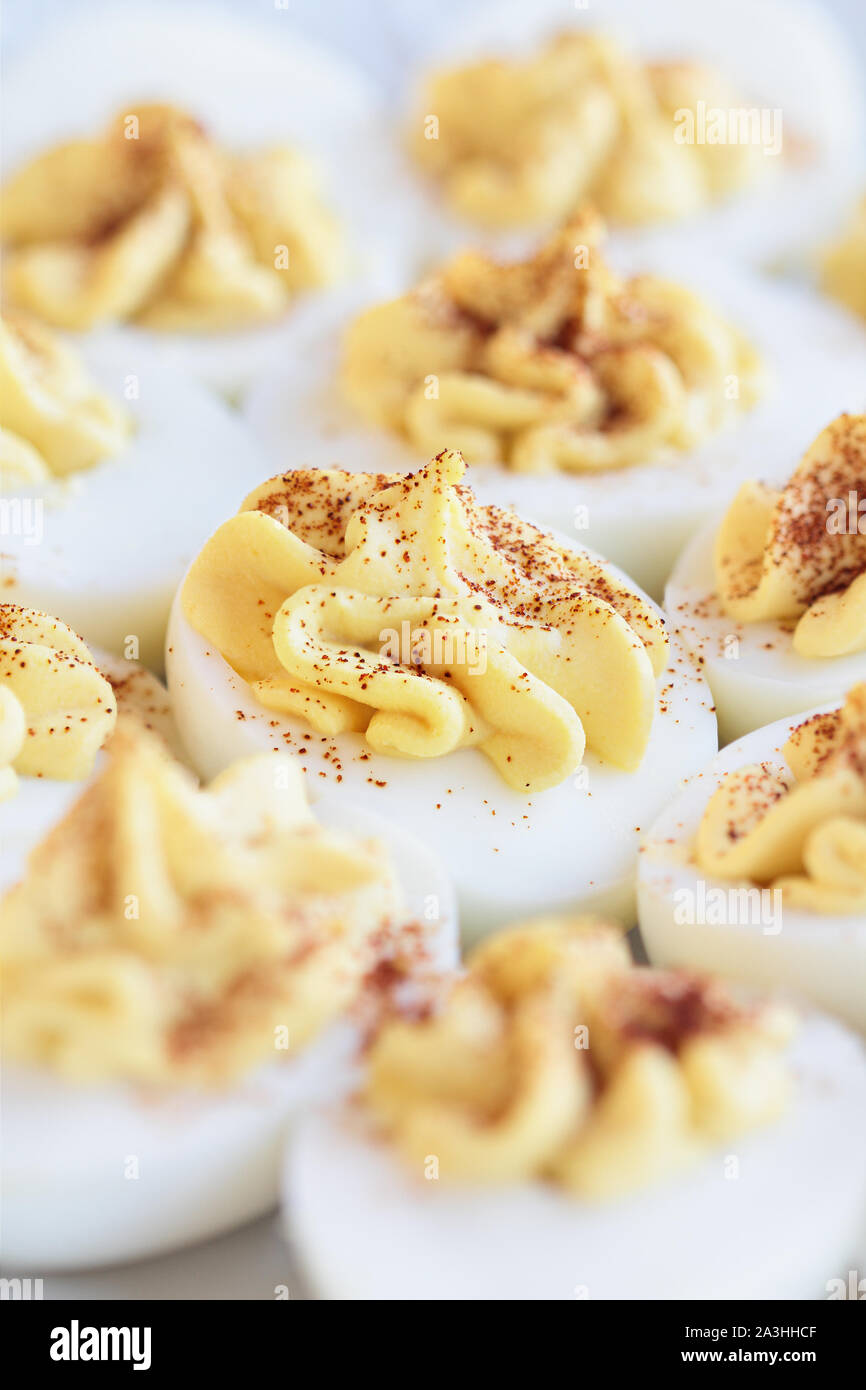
[{"x1": 4, "y1": 0, "x2": 865, "y2": 92}]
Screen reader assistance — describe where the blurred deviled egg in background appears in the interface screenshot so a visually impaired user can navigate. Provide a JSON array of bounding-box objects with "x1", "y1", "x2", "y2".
[
  {"x1": 400, "y1": 0, "x2": 866, "y2": 268},
  {"x1": 0, "y1": 312, "x2": 272, "y2": 670},
  {"x1": 0, "y1": 3, "x2": 419, "y2": 397},
  {"x1": 821, "y1": 195, "x2": 866, "y2": 322},
  {"x1": 245, "y1": 212, "x2": 866, "y2": 599}
]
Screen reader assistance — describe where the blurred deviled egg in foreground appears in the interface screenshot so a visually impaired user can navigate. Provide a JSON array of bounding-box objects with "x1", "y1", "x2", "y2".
[
  {"x1": 666, "y1": 415, "x2": 866, "y2": 744},
  {"x1": 245, "y1": 212, "x2": 866, "y2": 599},
  {"x1": 166, "y1": 450, "x2": 716, "y2": 942},
  {"x1": 285, "y1": 917, "x2": 866, "y2": 1299},
  {"x1": 2, "y1": 713, "x2": 456, "y2": 1270},
  {"x1": 0, "y1": 312, "x2": 271, "y2": 670},
  {"x1": 638, "y1": 684, "x2": 866, "y2": 1032},
  {"x1": 0, "y1": 5, "x2": 417, "y2": 396}
]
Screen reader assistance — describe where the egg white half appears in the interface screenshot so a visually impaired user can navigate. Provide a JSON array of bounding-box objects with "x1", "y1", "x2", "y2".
[
  {"x1": 400, "y1": 0, "x2": 866, "y2": 271},
  {"x1": 666, "y1": 519, "x2": 866, "y2": 745},
  {"x1": 284, "y1": 1011, "x2": 866, "y2": 1300},
  {"x1": 637, "y1": 703, "x2": 866, "y2": 1032},
  {"x1": 1, "y1": 2, "x2": 423, "y2": 397},
  {"x1": 166, "y1": 552, "x2": 717, "y2": 943},
  {"x1": 1, "y1": 788, "x2": 457, "y2": 1272},
  {"x1": 244, "y1": 257, "x2": 866, "y2": 601},
  {"x1": 1, "y1": 340, "x2": 273, "y2": 671}
]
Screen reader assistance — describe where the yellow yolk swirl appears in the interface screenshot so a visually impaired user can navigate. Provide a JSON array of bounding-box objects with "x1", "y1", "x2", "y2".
[
  {"x1": 715, "y1": 415, "x2": 866, "y2": 658},
  {"x1": 0, "y1": 314, "x2": 130, "y2": 487},
  {"x1": 365, "y1": 917, "x2": 793, "y2": 1197},
  {"x1": 411, "y1": 32, "x2": 766, "y2": 229},
  {"x1": 0, "y1": 603, "x2": 117, "y2": 789},
  {"x1": 343, "y1": 212, "x2": 762, "y2": 474},
  {"x1": 182, "y1": 451, "x2": 669, "y2": 792},
  {"x1": 1, "y1": 104, "x2": 344, "y2": 332},
  {"x1": 1, "y1": 725, "x2": 404, "y2": 1084},
  {"x1": 822, "y1": 197, "x2": 866, "y2": 322},
  {"x1": 696, "y1": 683, "x2": 866, "y2": 913}
]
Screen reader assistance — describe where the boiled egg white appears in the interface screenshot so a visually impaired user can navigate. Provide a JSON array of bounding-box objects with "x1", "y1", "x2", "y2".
[
  {"x1": 244, "y1": 253, "x2": 866, "y2": 601},
  {"x1": 666, "y1": 520, "x2": 866, "y2": 745},
  {"x1": 284, "y1": 1010, "x2": 866, "y2": 1299},
  {"x1": 637, "y1": 704, "x2": 866, "y2": 1032},
  {"x1": 1, "y1": 340, "x2": 273, "y2": 672}
]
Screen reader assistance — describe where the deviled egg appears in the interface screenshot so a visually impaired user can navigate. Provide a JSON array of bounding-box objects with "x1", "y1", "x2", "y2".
[
  {"x1": 409, "y1": 26, "x2": 766, "y2": 232},
  {"x1": 0, "y1": 4, "x2": 417, "y2": 395},
  {"x1": 666, "y1": 415, "x2": 866, "y2": 744},
  {"x1": 0, "y1": 600, "x2": 186, "y2": 891},
  {"x1": 2, "y1": 718, "x2": 456, "y2": 1271},
  {"x1": 638, "y1": 685, "x2": 866, "y2": 1032},
  {"x1": 822, "y1": 196, "x2": 866, "y2": 322},
  {"x1": 166, "y1": 450, "x2": 716, "y2": 943},
  {"x1": 404, "y1": 0, "x2": 865, "y2": 267},
  {"x1": 1, "y1": 103, "x2": 343, "y2": 335},
  {"x1": 0, "y1": 312, "x2": 272, "y2": 669},
  {"x1": 244, "y1": 214, "x2": 866, "y2": 599},
  {"x1": 285, "y1": 916, "x2": 866, "y2": 1299}
]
